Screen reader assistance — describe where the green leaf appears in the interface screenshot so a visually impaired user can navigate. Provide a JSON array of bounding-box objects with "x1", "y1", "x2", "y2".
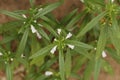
[
  {"x1": 96, "y1": 26, "x2": 107, "y2": 59},
  {"x1": 0, "y1": 36, "x2": 16, "y2": 44},
  {"x1": 77, "y1": 11, "x2": 106, "y2": 38},
  {"x1": 16, "y1": 58, "x2": 29, "y2": 68},
  {"x1": 6, "y1": 63, "x2": 13, "y2": 80},
  {"x1": 41, "y1": 22, "x2": 58, "y2": 37},
  {"x1": 40, "y1": 16, "x2": 57, "y2": 26},
  {"x1": 102, "y1": 59, "x2": 114, "y2": 74},
  {"x1": 0, "y1": 10, "x2": 24, "y2": 20},
  {"x1": 73, "y1": 47, "x2": 91, "y2": 59},
  {"x1": 0, "y1": 20, "x2": 23, "y2": 33},
  {"x1": 65, "y1": 49, "x2": 71, "y2": 78},
  {"x1": 59, "y1": 48, "x2": 65, "y2": 80},
  {"x1": 61, "y1": 9, "x2": 78, "y2": 25},
  {"x1": 16, "y1": 28, "x2": 29, "y2": 57},
  {"x1": 108, "y1": 29, "x2": 120, "y2": 54},
  {"x1": 73, "y1": 56, "x2": 87, "y2": 72},
  {"x1": 66, "y1": 10, "x2": 87, "y2": 31},
  {"x1": 30, "y1": 54, "x2": 45, "y2": 66},
  {"x1": 35, "y1": 2, "x2": 61, "y2": 19},
  {"x1": 30, "y1": 44, "x2": 54, "y2": 59},
  {"x1": 106, "y1": 47, "x2": 120, "y2": 63},
  {"x1": 108, "y1": 14, "x2": 120, "y2": 54},
  {"x1": 65, "y1": 40, "x2": 93, "y2": 49},
  {"x1": 94, "y1": 59, "x2": 102, "y2": 80},
  {"x1": 37, "y1": 27, "x2": 50, "y2": 41},
  {"x1": 29, "y1": 0, "x2": 35, "y2": 7},
  {"x1": 83, "y1": 60, "x2": 94, "y2": 80}
]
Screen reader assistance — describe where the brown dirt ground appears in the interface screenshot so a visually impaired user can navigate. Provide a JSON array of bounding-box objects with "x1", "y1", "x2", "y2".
[{"x1": 0, "y1": 0, "x2": 120, "y2": 80}]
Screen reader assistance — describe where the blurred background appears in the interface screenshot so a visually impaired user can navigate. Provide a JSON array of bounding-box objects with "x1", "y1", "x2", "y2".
[{"x1": 0, "y1": 0, "x2": 120, "y2": 80}]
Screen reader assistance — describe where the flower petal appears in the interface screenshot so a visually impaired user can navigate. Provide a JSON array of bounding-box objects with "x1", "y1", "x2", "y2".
[
  {"x1": 80, "y1": 0, "x2": 84, "y2": 3},
  {"x1": 0, "y1": 52, "x2": 3, "y2": 56},
  {"x1": 66, "y1": 32, "x2": 72, "y2": 39},
  {"x1": 54, "y1": 38, "x2": 57, "y2": 41},
  {"x1": 111, "y1": 0, "x2": 114, "y2": 2},
  {"x1": 21, "y1": 54, "x2": 25, "y2": 58},
  {"x1": 102, "y1": 51, "x2": 107, "y2": 58},
  {"x1": 36, "y1": 32, "x2": 42, "y2": 39},
  {"x1": 34, "y1": 20, "x2": 37, "y2": 23},
  {"x1": 10, "y1": 58, "x2": 14, "y2": 61},
  {"x1": 38, "y1": 8, "x2": 43, "y2": 12},
  {"x1": 67, "y1": 44, "x2": 75, "y2": 49},
  {"x1": 50, "y1": 45, "x2": 57, "y2": 54},
  {"x1": 57, "y1": 29, "x2": 61, "y2": 35},
  {"x1": 45, "y1": 71, "x2": 53, "y2": 76},
  {"x1": 30, "y1": 25, "x2": 37, "y2": 33},
  {"x1": 22, "y1": 14, "x2": 27, "y2": 18}
]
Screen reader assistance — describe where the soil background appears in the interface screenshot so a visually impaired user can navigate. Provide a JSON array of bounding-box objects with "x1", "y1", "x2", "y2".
[{"x1": 0, "y1": 0, "x2": 120, "y2": 80}]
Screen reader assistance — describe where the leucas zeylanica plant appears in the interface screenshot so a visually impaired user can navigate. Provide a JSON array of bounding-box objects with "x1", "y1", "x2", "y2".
[{"x1": 0, "y1": 0, "x2": 120, "y2": 80}]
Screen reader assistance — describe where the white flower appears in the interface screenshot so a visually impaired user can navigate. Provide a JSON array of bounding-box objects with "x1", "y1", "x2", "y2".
[
  {"x1": 66, "y1": 32, "x2": 72, "y2": 39},
  {"x1": 10, "y1": 58, "x2": 14, "y2": 61},
  {"x1": 21, "y1": 54, "x2": 25, "y2": 58},
  {"x1": 38, "y1": 24, "x2": 43, "y2": 27},
  {"x1": 22, "y1": 14, "x2": 27, "y2": 18},
  {"x1": 34, "y1": 20, "x2": 37, "y2": 23},
  {"x1": 30, "y1": 25, "x2": 37, "y2": 33},
  {"x1": 80, "y1": 0, "x2": 84, "y2": 3},
  {"x1": 36, "y1": 32, "x2": 42, "y2": 39},
  {"x1": 50, "y1": 45, "x2": 57, "y2": 54},
  {"x1": 102, "y1": 51, "x2": 107, "y2": 58},
  {"x1": 5, "y1": 61, "x2": 7, "y2": 64},
  {"x1": 0, "y1": 52, "x2": 3, "y2": 56},
  {"x1": 67, "y1": 44, "x2": 75, "y2": 49},
  {"x1": 23, "y1": 22, "x2": 26, "y2": 24},
  {"x1": 38, "y1": 8, "x2": 43, "y2": 12},
  {"x1": 94, "y1": 47, "x2": 97, "y2": 50},
  {"x1": 111, "y1": 0, "x2": 114, "y2": 2},
  {"x1": 45, "y1": 71, "x2": 53, "y2": 76},
  {"x1": 57, "y1": 29, "x2": 61, "y2": 35},
  {"x1": 54, "y1": 38, "x2": 57, "y2": 41}
]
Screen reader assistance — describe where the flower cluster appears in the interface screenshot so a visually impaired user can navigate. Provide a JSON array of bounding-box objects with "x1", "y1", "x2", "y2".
[
  {"x1": 22, "y1": 14, "x2": 42, "y2": 39},
  {"x1": 50, "y1": 29, "x2": 75, "y2": 54},
  {"x1": 0, "y1": 51, "x2": 14, "y2": 64}
]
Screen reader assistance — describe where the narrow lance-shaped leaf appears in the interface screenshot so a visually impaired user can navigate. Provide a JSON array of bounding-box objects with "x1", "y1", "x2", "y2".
[
  {"x1": 65, "y1": 40, "x2": 93, "y2": 49},
  {"x1": 94, "y1": 59, "x2": 102, "y2": 80},
  {"x1": 35, "y1": 2, "x2": 61, "y2": 19},
  {"x1": 108, "y1": 14, "x2": 120, "y2": 54},
  {"x1": 30, "y1": 44, "x2": 54, "y2": 59},
  {"x1": 0, "y1": 36, "x2": 16, "y2": 44},
  {"x1": 59, "y1": 47, "x2": 65, "y2": 80},
  {"x1": 83, "y1": 60, "x2": 94, "y2": 80},
  {"x1": 61, "y1": 9, "x2": 78, "y2": 24},
  {"x1": 65, "y1": 49, "x2": 71, "y2": 78},
  {"x1": 40, "y1": 16, "x2": 57, "y2": 26},
  {"x1": 108, "y1": 29, "x2": 120, "y2": 55},
  {"x1": 41, "y1": 22, "x2": 58, "y2": 37},
  {"x1": 66, "y1": 10, "x2": 87, "y2": 31},
  {"x1": 29, "y1": 0, "x2": 35, "y2": 7},
  {"x1": 0, "y1": 10, "x2": 24, "y2": 20},
  {"x1": 36, "y1": 26, "x2": 50, "y2": 41},
  {"x1": 6, "y1": 63, "x2": 13, "y2": 80},
  {"x1": 16, "y1": 28, "x2": 29, "y2": 57},
  {"x1": 73, "y1": 47, "x2": 91, "y2": 59},
  {"x1": 96, "y1": 26, "x2": 107, "y2": 59},
  {"x1": 77, "y1": 11, "x2": 106, "y2": 38},
  {"x1": 106, "y1": 47, "x2": 120, "y2": 63}
]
